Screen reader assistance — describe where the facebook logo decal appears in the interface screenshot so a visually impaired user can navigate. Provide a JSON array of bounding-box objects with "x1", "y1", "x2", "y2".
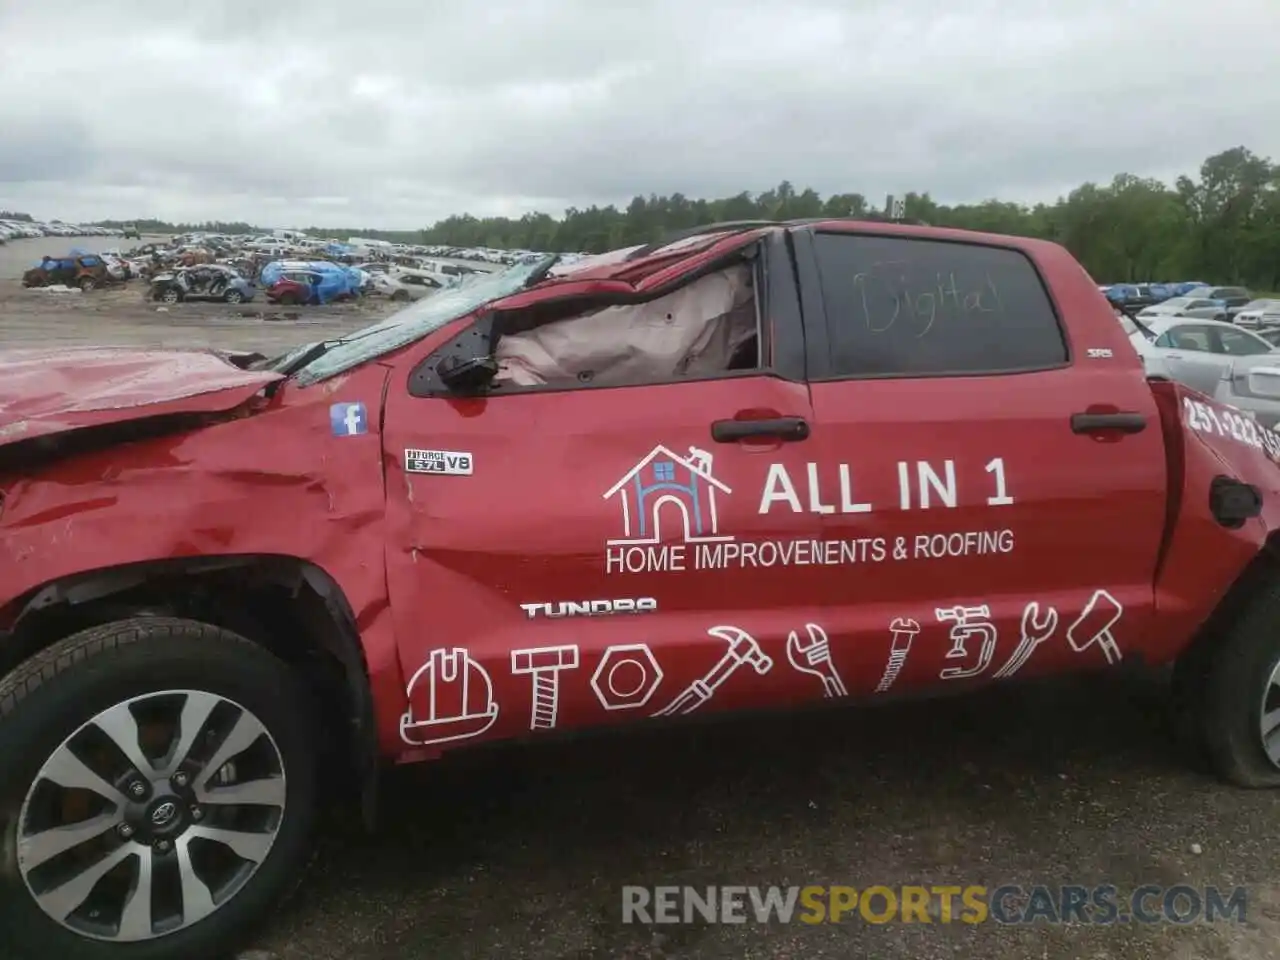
[{"x1": 330, "y1": 402, "x2": 368, "y2": 436}]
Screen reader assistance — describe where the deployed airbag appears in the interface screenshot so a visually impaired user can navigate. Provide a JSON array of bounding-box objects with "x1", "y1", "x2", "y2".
[{"x1": 494, "y1": 265, "x2": 756, "y2": 388}]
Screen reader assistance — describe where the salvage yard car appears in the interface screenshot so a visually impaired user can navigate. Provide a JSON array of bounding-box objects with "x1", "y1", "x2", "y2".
[
  {"x1": 149, "y1": 265, "x2": 255, "y2": 304},
  {"x1": 1125, "y1": 314, "x2": 1276, "y2": 394},
  {"x1": 1184, "y1": 285, "x2": 1253, "y2": 318},
  {"x1": 1215, "y1": 353, "x2": 1280, "y2": 430},
  {"x1": 1233, "y1": 298, "x2": 1280, "y2": 331},
  {"x1": 7, "y1": 219, "x2": 1280, "y2": 960},
  {"x1": 369, "y1": 270, "x2": 442, "y2": 301},
  {"x1": 1137, "y1": 295, "x2": 1232, "y2": 321},
  {"x1": 20, "y1": 254, "x2": 113, "y2": 292}
]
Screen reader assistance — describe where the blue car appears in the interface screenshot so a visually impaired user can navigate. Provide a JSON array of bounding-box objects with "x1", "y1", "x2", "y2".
[{"x1": 260, "y1": 259, "x2": 363, "y2": 304}]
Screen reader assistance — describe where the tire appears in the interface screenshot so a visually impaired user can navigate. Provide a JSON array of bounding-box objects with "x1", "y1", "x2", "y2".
[
  {"x1": 1194, "y1": 582, "x2": 1280, "y2": 787},
  {"x1": 0, "y1": 617, "x2": 319, "y2": 960},
  {"x1": 390, "y1": 289, "x2": 409, "y2": 302},
  {"x1": 159, "y1": 289, "x2": 181, "y2": 305},
  {"x1": 223, "y1": 290, "x2": 244, "y2": 304},
  {"x1": 275, "y1": 293, "x2": 298, "y2": 306},
  {"x1": 79, "y1": 277, "x2": 96, "y2": 293}
]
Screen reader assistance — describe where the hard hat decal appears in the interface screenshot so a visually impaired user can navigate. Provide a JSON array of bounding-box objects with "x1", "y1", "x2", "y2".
[{"x1": 400, "y1": 647, "x2": 500, "y2": 746}]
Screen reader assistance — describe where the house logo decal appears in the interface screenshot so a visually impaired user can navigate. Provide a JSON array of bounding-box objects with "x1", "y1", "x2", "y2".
[{"x1": 603, "y1": 444, "x2": 734, "y2": 545}]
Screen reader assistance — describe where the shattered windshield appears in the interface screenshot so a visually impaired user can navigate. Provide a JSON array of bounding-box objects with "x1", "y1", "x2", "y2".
[{"x1": 287, "y1": 254, "x2": 556, "y2": 385}]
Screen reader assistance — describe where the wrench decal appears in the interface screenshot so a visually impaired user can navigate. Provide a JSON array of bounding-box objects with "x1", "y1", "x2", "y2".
[
  {"x1": 651, "y1": 625, "x2": 773, "y2": 717},
  {"x1": 992, "y1": 602, "x2": 1058, "y2": 678},
  {"x1": 786, "y1": 624, "x2": 848, "y2": 698}
]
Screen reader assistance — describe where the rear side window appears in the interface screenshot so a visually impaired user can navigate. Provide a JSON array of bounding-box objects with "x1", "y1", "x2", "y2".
[
  {"x1": 1157, "y1": 326, "x2": 1213, "y2": 351},
  {"x1": 1219, "y1": 329, "x2": 1271, "y2": 356},
  {"x1": 813, "y1": 233, "x2": 1067, "y2": 377}
]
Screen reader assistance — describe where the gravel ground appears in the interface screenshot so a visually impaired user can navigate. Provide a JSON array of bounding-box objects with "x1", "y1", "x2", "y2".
[
  {"x1": 0, "y1": 277, "x2": 387, "y2": 353},
  {"x1": 1, "y1": 254, "x2": 1278, "y2": 960},
  {"x1": 248, "y1": 673, "x2": 1280, "y2": 960}
]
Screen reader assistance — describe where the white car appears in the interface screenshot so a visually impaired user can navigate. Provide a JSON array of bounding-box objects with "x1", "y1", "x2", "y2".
[
  {"x1": 1128, "y1": 315, "x2": 1276, "y2": 394},
  {"x1": 1232, "y1": 299, "x2": 1280, "y2": 330},
  {"x1": 369, "y1": 271, "x2": 442, "y2": 301},
  {"x1": 245, "y1": 237, "x2": 290, "y2": 253},
  {"x1": 1137, "y1": 296, "x2": 1231, "y2": 321}
]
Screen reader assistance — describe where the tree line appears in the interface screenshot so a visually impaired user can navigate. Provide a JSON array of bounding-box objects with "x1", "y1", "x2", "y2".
[
  {"x1": 73, "y1": 145, "x2": 1280, "y2": 291},
  {"x1": 412, "y1": 146, "x2": 1280, "y2": 290}
]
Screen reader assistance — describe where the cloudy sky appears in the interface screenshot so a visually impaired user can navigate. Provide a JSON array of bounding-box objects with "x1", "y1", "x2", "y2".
[{"x1": 2, "y1": 0, "x2": 1278, "y2": 229}]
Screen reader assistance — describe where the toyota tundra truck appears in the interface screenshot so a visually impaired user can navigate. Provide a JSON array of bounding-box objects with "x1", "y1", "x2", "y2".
[{"x1": 3, "y1": 219, "x2": 1280, "y2": 960}]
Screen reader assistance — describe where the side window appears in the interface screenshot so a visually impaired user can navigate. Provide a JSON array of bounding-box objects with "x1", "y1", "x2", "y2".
[
  {"x1": 1166, "y1": 326, "x2": 1214, "y2": 351},
  {"x1": 410, "y1": 255, "x2": 766, "y2": 396},
  {"x1": 1219, "y1": 329, "x2": 1272, "y2": 356},
  {"x1": 1153, "y1": 331, "x2": 1175, "y2": 348},
  {"x1": 812, "y1": 233, "x2": 1067, "y2": 377}
]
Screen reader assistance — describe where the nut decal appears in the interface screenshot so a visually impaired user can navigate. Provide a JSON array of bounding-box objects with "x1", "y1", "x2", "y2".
[{"x1": 591, "y1": 644, "x2": 664, "y2": 711}]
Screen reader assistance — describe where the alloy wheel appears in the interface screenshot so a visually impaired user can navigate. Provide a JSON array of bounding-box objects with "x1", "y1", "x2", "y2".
[
  {"x1": 16, "y1": 690, "x2": 287, "y2": 943},
  {"x1": 1260, "y1": 662, "x2": 1280, "y2": 769}
]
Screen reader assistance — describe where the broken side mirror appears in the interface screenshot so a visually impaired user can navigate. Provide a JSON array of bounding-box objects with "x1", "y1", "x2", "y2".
[{"x1": 437, "y1": 354, "x2": 499, "y2": 393}]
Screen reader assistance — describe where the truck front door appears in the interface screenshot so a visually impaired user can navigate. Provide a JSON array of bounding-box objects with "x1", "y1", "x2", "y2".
[
  {"x1": 381, "y1": 245, "x2": 828, "y2": 755},
  {"x1": 793, "y1": 227, "x2": 1169, "y2": 696}
]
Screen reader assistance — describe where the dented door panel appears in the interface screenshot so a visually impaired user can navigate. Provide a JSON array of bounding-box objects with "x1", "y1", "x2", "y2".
[{"x1": 381, "y1": 367, "x2": 830, "y2": 756}]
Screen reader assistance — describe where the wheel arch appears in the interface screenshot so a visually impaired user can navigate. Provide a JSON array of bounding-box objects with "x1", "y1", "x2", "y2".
[
  {"x1": 0, "y1": 553, "x2": 381, "y2": 827},
  {"x1": 1173, "y1": 532, "x2": 1280, "y2": 674}
]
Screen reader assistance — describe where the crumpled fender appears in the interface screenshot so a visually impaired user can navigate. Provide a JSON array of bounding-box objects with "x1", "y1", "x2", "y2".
[
  {"x1": 1147, "y1": 380, "x2": 1280, "y2": 661},
  {"x1": 0, "y1": 347, "x2": 282, "y2": 445},
  {"x1": 0, "y1": 363, "x2": 407, "y2": 753}
]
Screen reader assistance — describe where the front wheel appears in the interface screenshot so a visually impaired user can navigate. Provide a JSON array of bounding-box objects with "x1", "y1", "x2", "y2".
[
  {"x1": 223, "y1": 290, "x2": 244, "y2": 304},
  {"x1": 0, "y1": 617, "x2": 319, "y2": 960},
  {"x1": 1188, "y1": 583, "x2": 1280, "y2": 787}
]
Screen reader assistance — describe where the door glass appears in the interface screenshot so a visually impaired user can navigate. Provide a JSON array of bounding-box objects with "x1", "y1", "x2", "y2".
[
  {"x1": 1166, "y1": 327, "x2": 1213, "y2": 351},
  {"x1": 812, "y1": 234, "x2": 1067, "y2": 377},
  {"x1": 1219, "y1": 329, "x2": 1272, "y2": 356}
]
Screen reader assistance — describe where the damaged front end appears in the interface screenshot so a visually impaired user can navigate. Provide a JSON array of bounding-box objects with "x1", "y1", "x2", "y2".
[{"x1": 0, "y1": 345, "x2": 282, "y2": 455}]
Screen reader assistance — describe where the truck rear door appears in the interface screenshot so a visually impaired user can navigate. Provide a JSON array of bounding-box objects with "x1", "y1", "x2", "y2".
[{"x1": 791, "y1": 226, "x2": 1168, "y2": 694}]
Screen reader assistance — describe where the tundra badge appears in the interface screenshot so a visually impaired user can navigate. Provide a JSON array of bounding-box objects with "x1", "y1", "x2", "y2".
[{"x1": 520, "y1": 599, "x2": 658, "y2": 618}]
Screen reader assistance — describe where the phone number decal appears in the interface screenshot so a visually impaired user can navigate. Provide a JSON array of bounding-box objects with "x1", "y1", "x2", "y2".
[{"x1": 1183, "y1": 396, "x2": 1280, "y2": 459}]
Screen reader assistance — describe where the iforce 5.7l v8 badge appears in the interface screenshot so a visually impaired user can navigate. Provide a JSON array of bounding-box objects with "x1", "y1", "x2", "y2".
[{"x1": 405, "y1": 449, "x2": 473, "y2": 475}]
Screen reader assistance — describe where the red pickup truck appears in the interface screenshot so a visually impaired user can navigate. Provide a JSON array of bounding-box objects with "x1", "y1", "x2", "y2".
[{"x1": 3, "y1": 219, "x2": 1280, "y2": 960}]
